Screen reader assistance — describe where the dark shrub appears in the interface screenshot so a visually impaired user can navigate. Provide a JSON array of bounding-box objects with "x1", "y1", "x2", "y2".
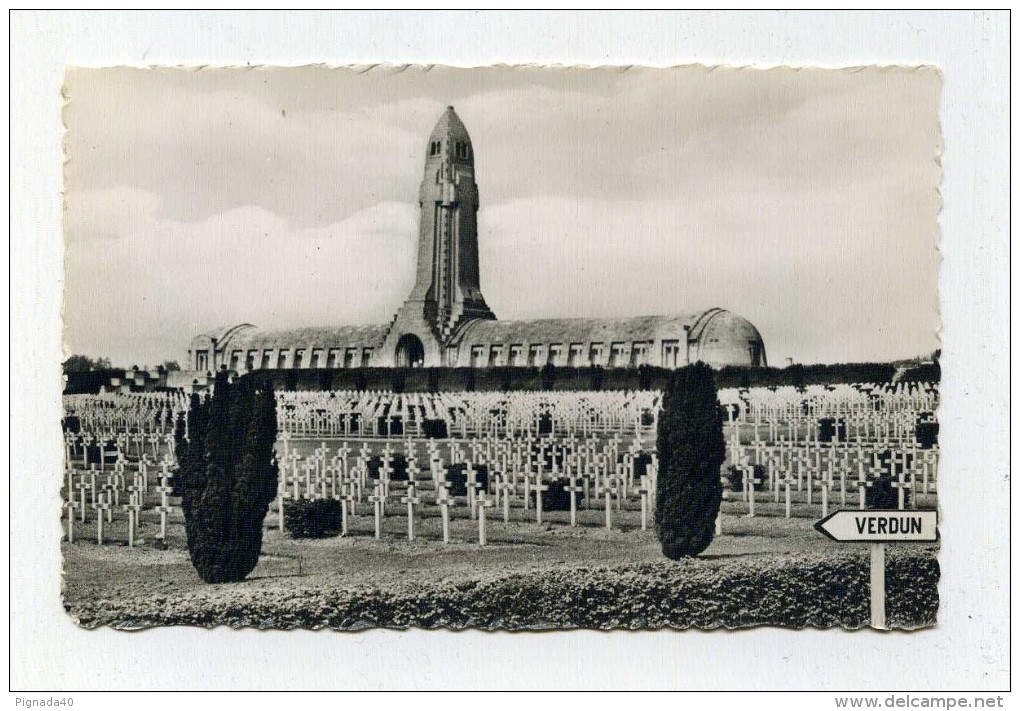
[
  {"x1": 724, "y1": 464, "x2": 767, "y2": 493},
  {"x1": 353, "y1": 370, "x2": 368, "y2": 391},
  {"x1": 916, "y1": 417, "x2": 939, "y2": 449},
  {"x1": 541, "y1": 363, "x2": 557, "y2": 390},
  {"x1": 537, "y1": 412, "x2": 553, "y2": 435},
  {"x1": 640, "y1": 409, "x2": 655, "y2": 427},
  {"x1": 317, "y1": 370, "x2": 333, "y2": 391},
  {"x1": 718, "y1": 403, "x2": 741, "y2": 422},
  {"x1": 631, "y1": 452, "x2": 653, "y2": 480},
  {"x1": 490, "y1": 406, "x2": 508, "y2": 429},
  {"x1": 655, "y1": 362, "x2": 725, "y2": 559},
  {"x1": 866, "y1": 450, "x2": 914, "y2": 508},
  {"x1": 284, "y1": 498, "x2": 343, "y2": 539},
  {"x1": 818, "y1": 417, "x2": 847, "y2": 443},
  {"x1": 443, "y1": 462, "x2": 489, "y2": 496},
  {"x1": 62, "y1": 415, "x2": 81, "y2": 433},
  {"x1": 175, "y1": 373, "x2": 279, "y2": 583},
  {"x1": 367, "y1": 454, "x2": 409, "y2": 481},
  {"x1": 392, "y1": 368, "x2": 407, "y2": 393},
  {"x1": 422, "y1": 419, "x2": 449, "y2": 439},
  {"x1": 377, "y1": 415, "x2": 403, "y2": 436},
  {"x1": 498, "y1": 366, "x2": 514, "y2": 392},
  {"x1": 534, "y1": 442, "x2": 572, "y2": 471},
  {"x1": 789, "y1": 364, "x2": 806, "y2": 390},
  {"x1": 529, "y1": 478, "x2": 583, "y2": 511},
  {"x1": 345, "y1": 412, "x2": 361, "y2": 434},
  {"x1": 638, "y1": 364, "x2": 653, "y2": 390},
  {"x1": 900, "y1": 361, "x2": 940, "y2": 384},
  {"x1": 866, "y1": 477, "x2": 912, "y2": 509}
]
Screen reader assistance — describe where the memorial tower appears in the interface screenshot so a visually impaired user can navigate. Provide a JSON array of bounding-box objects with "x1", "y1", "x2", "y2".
[{"x1": 380, "y1": 106, "x2": 496, "y2": 366}]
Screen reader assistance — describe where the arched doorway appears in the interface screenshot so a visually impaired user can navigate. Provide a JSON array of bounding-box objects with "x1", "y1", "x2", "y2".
[{"x1": 395, "y1": 334, "x2": 426, "y2": 368}]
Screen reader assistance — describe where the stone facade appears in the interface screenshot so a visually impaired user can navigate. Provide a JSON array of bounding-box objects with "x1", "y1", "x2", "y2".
[{"x1": 189, "y1": 107, "x2": 767, "y2": 373}]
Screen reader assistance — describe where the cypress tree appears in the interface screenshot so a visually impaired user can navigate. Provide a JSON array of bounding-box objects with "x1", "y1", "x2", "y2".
[
  {"x1": 541, "y1": 362, "x2": 557, "y2": 390},
  {"x1": 655, "y1": 362, "x2": 726, "y2": 559},
  {"x1": 175, "y1": 373, "x2": 279, "y2": 583}
]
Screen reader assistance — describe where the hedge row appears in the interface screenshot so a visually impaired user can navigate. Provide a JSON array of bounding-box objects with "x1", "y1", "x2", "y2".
[
  {"x1": 240, "y1": 361, "x2": 936, "y2": 393},
  {"x1": 63, "y1": 369, "x2": 127, "y2": 395},
  {"x1": 68, "y1": 547, "x2": 938, "y2": 630},
  {"x1": 67, "y1": 361, "x2": 939, "y2": 395}
]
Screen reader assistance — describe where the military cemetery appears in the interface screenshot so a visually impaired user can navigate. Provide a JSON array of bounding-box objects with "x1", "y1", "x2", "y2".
[
  {"x1": 59, "y1": 66, "x2": 942, "y2": 631},
  {"x1": 61, "y1": 373, "x2": 940, "y2": 629}
]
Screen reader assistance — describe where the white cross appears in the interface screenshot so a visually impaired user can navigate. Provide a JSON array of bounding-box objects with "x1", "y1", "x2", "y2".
[
  {"x1": 64, "y1": 500, "x2": 75, "y2": 543},
  {"x1": 532, "y1": 475, "x2": 550, "y2": 525},
  {"x1": 564, "y1": 475, "x2": 584, "y2": 528},
  {"x1": 400, "y1": 482, "x2": 421, "y2": 542},
  {"x1": 76, "y1": 480, "x2": 91, "y2": 522},
  {"x1": 596, "y1": 482, "x2": 617, "y2": 531},
  {"x1": 340, "y1": 484, "x2": 356, "y2": 537},
  {"x1": 476, "y1": 492, "x2": 495, "y2": 546},
  {"x1": 743, "y1": 464, "x2": 762, "y2": 518},
  {"x1": 123, "y1": 492, "x2": 144, "y2": 547},
  {"x1": 636, "y1": 475, "x2": 651, "y2": 531},
  {"x1": 435, "y1": 485, "x2": 454, "y2": 544},
  {"x1": 92, "y1": 494, "x2": 111, "y2": 545},
  {"x1": 367, "y1": 482, "x2": 385, "y2": 540}
]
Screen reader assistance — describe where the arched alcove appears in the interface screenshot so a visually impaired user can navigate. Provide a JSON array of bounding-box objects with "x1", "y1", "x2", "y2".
[{"x1": 395, "y1": 334, "x2": 426, "y2": 368}]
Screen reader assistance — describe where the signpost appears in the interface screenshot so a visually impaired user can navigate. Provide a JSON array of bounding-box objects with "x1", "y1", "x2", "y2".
[{"x1": 815, "y1": 509, "x2": 938, "y2": 629}]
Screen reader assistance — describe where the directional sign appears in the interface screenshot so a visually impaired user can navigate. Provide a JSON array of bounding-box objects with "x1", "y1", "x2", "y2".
[
  {"x1": 814, "y1": 508, "x2": 939, "y2": 630},
  {"x1": 814, "y1": 509, "x2": 938, "y2": 543}
]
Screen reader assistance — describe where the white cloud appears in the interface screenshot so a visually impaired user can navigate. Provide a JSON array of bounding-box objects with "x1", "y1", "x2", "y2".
[
  {"x1": 62, "y1": 65, "x2": 941, "y2": 366},
  {"x1": 64, "y1": 197, "x2": 417, "y2": 366}
]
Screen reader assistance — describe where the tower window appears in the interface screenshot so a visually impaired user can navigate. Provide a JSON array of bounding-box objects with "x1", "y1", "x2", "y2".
[
  {"x1": 749, "y1": 341, "x2": 763, "y2": 367},
  {"x1": 608, "y1": 342, "x2": 626, "y2": 368},
  {"x1": 630, "y1": 341, "x2": 650, "y2": 367},
  {"x1": 662, "y1": 340, "x2": 681, "y2": 369},
  {"x1": 488, "y1": 345, "x2": 503, "y2": 367},
  {"x1": 454, "y1": 142, "x2": 470, "y2": 159},
  {"x1": 568, "y1": 343, "x2": 584, "y2": 367},
  {"x1": 430, "y1": 141, "x2": 441, "y2": 156}
]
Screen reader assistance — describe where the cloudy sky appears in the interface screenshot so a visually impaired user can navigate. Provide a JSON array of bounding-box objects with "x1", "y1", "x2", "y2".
[{"x1": 63, "y1": 65, "x2": 941, "y2": 367}]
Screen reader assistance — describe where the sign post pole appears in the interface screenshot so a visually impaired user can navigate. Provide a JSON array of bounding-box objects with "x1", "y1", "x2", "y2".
[
  {"x1": 815, "y1": 509, "x2": 937, "y2": 630},
  {"x1": 870, "y1": 542, "x2": 886, "y2": 630}
]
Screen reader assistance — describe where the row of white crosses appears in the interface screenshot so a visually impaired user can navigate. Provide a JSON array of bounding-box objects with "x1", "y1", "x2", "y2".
[
  {"x1": 275, "y1": 390, "x2": 660, "y2": 441},
  {"x1": 60, "y1": 393, "x2": 191, "y2": 547},
  {"x1": 62, "y1": 455, "x2": 177, "y2": 546},
  {"x1": 63, "y1": 391, "x2": 188, "y2": 436},
  {"x1": 273, "y1": 432, "x2": 660, "y2": 544},
  {"x1": 718, "y1": 381, "x2": 939, "y2": 448},
  {"x1": 726, "y1": 440, "x2": 938, "y2": 519},
  {"x1": 713, "y1": 380, "x2": 939, "y2": 519},
  {"x1": 64, "y1": 431, "x2": 177, "y2": 470}
]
